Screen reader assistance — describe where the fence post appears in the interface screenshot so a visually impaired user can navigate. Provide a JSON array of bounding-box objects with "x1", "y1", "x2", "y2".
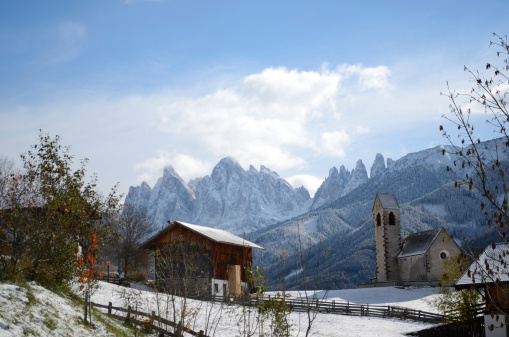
[
  {"x1": 108, "y1": 302, "x2": 112, "y2": 315},
  {"x1": 346, "y1": 301, "x2": 349, "y2": 314},
  {"x1": 333, "y1": 300, "x2": 335, "y2": 312},
  {"x1": 176, "y1": 320, "x2": 182, "y2": 337},
  {"x1": 151, "y1": 310, "x2": 155, "y2": 330},
  {"x1": 126, "y1": 305, "x2": 131, "y2": 324}
]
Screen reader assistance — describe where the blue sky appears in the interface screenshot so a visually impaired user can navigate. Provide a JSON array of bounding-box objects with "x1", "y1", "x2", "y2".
[{"x1": 1, "y1": 0, "x2": 508, "y2": 198}]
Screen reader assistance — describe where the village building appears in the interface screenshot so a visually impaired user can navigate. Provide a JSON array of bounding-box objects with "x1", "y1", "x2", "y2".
[
  {"x1": 141, "y1": 220, "x2": 264, "y2": 298},
  {"x1": 362, "y1": 193, "x2": 462, "y2": 288},
  {"x1": 456, "y1": 243, "x2": 509, "y2": 337}
]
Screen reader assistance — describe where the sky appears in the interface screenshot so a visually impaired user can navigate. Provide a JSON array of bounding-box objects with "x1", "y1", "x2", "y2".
[{"x1": 1, "y1": 0, "x2": 509, "y2": 199}]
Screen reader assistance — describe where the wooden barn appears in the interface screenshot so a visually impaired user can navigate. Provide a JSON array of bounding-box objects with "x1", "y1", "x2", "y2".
[
  {"x1": 141, "y1": 221, "x2": 264, "y2": 298},
  {"x1": 456, "y1": 243, "x2": 509, "y2": 337}
]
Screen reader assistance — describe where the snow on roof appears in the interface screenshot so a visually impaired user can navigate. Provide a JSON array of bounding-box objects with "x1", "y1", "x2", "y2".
[
  {"x1": 397, "y1": 228, "x2": 442, "y2": 258},
  {"x1": 376, "y1": 193, "x2": 400, "y2": 209},
  {"x1": 455, "y1": 243, "x2": 509, "y2": 288},
  {"x1": 142, "y1": 220, "x2": 265, "y2": 250}
]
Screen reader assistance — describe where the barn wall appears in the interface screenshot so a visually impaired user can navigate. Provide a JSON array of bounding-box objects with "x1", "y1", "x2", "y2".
[
  {"x1": 149, "y1": 224, "x2": 254, "y2": 293},
  {"x1": 210, "y1": 242, "x2": 253, "y2": 282}
]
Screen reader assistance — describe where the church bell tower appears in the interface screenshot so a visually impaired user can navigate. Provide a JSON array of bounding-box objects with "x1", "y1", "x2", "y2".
[{"x1": 373, "y1": 193, "x2": 401, "y2": 282}]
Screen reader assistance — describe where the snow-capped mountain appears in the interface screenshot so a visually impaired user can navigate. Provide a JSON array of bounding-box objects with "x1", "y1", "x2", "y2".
[
  {"x1": 126, "y1": 138, "x2": 509, "y2": 288},
  {"x1": 126, "y1": 157, "x2": 311, "y2": 233}
]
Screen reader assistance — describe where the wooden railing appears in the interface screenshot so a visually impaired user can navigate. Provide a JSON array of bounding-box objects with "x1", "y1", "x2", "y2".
[
  {"x1": 210, "y1": 295, "x2": 448, "y2": 324},
  {"x1": 91, "y1": 301, "x2": 208, "y2": 337}
]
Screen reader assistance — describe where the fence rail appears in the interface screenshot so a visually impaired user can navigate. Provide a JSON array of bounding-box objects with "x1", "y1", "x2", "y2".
[
  {"x1": 91, "y1": 301, "x2": 208, "y2": 337},
  {"x1": 210, "y1": 295, "x2": 448, "y2": 324}
]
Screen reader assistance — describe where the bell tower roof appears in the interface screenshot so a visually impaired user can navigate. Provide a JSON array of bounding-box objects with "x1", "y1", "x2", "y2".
[{"x1": 375, "y1": 193, "x2": 400, "y2": 210}]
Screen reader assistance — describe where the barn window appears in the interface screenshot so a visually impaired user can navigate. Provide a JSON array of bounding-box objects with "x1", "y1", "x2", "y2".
[
  {"x1": 389, "y1": 212, "x2": 395, "y2": 226},
  {"x1": 376, "y1": 213, "x2": 381, "y2": 226}
]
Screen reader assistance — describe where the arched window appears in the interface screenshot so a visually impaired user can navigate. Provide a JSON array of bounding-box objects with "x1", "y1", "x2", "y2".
[
  {"x1": 376, "y1": 213, "x2": 381, "y2": 226},
  {"x1": 389, "y1": 212, "x2": 395, "y2": 226}
]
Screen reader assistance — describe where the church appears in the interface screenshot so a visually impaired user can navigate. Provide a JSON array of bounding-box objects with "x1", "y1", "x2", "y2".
[{"x1": 362, "y1": 193, "x2": 462, "y2": 287}]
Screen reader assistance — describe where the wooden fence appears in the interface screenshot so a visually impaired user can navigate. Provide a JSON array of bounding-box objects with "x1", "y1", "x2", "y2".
[
  {"x1": 91, "y1": 301, "x2": 209, "y2": 337},
  {"x1": 210, "y1": 295, "x2": 447, "y2": 324},
  {"x1": 96, "y1": 275, "x2": 135, "y2": 286}
]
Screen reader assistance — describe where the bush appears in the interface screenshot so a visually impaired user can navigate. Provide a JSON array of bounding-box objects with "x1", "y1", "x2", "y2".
[{"x1": 133, "y1": 272, "x2": 147, "y2": 283}]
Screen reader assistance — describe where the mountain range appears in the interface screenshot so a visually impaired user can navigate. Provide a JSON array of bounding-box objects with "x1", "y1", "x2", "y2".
[{"x1": 126, "y1": 138, "x2": 505, "y2": 289}]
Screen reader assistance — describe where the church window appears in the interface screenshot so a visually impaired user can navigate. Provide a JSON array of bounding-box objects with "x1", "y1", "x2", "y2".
[
  {"x1": 440, "y1": 251, "x2": 449, "y2": 260},
  {"x1": 389, "y1": 212, "x2": 395, "y2": 226},
  {"x1": 376, "y1": 213, "x2": 381, "y2": 226}
]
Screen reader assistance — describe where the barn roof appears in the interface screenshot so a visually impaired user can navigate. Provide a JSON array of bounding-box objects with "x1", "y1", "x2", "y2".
[
  {"x1": 397, "y1": 228, "x2": 443, "y2": 258},
  {"x1": 141, "y1": 220, "x2": 265, "y2": 250},
  {"x1": 455, "y1": 243, "x2": 509, "y2": 289},
  {"x1": 375, "y1": 193, "x2": 400, "y2": 209}
]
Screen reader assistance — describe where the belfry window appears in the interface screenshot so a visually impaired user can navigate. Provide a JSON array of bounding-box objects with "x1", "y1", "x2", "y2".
[
  {"x1": 389, "y1": 212, "x2": 395, "y2": 226},
  {"x1": 376, "y1": 213, "x2": 381, "y2": 226}
]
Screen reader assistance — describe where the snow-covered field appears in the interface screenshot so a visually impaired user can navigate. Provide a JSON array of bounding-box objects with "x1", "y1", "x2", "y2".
[{"x1": 0, "y1": 281, "x2": 441, "y2": 337}]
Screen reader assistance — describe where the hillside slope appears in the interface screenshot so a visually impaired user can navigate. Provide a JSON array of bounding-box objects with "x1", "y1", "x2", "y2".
[{"x1": 0, "y1": 282, "x2": 133, "y2": 337}]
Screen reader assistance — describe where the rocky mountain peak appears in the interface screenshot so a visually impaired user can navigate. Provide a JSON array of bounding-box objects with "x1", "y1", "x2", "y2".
[
  {"x1": 329, "y1": 166, "x2": 339, "y2": 177},
  {"x1": 343, "y1": 160, "x2": 368, "y2": 195},
  {"x1": 370, "y1": 153, "x2": 386, "y2": 178}
]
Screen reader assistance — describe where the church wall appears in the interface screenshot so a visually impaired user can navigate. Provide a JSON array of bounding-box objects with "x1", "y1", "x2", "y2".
[
  {"x1": 398, "y1": 255, "x2": 427, "y2": 281},
  {"x1": 426, "y1": 230, "x2": 462, "y2": 281}
]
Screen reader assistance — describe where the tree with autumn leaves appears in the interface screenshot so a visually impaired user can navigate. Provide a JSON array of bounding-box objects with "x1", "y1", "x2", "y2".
[
  {"x1": 440, "y1": 33, "x2": 509, "y2": 320},
  {"x1": 0, "y1": 132, "x2": 121, "y2": 288}
]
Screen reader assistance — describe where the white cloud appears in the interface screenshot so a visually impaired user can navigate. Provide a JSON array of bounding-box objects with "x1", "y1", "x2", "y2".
[
  {"x1": 134, "y1": 152, "x2": 211, "y2": 185},
  {"x1": 335, "y1": 64, "x2": 392, "y2": 91},
  {"x1": 286, "y1": 174, "x2": 324, "y2": 197},
  {"x1": 358, "y1": 66, "x2": 391, "y2": 90},
  {"x1": 150, "y1": 65, "x2": 390, "y2": 175},
  {"x1": 354, "y1": 126, "x2": 370, "y2": 135},
  {"x1": 319, "y1": 131, "x2": 351, "y2": 158},
  {"x1": 3, "y1": 64, "x2": 397, "y2": 192}
]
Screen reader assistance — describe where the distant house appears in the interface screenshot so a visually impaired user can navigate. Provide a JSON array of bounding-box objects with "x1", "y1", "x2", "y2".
[
  {"x1": 456, "y1": 243, "x2": 509, "y2": 337},
  {"x1": 361, "y1": 193, "x2": 462, "y2": 287},
  {"x1": 141, "y1": 221, "x2": 264, "y2": 298}
]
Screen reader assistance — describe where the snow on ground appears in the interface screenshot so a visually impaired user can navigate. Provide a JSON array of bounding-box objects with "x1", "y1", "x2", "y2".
[
  {"x1": 87, "y1": 282, "x2": 439, "y2": 337},
  {"x1": 0, "y1": 282, "x2": 132, "y2": 337},
  {"x1": 284, "y1": 286, "x2": 441, "y2": 313},
  {"x1": 0, "y1": 280, "x2": 441, "y2": 337}
]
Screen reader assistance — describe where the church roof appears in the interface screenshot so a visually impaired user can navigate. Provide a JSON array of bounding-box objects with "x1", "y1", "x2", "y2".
[
  {"x1": 455, "y1": 243, "x2": 509, "y2": 289},
  {"x1": 376, "y1": 193, "x2": 400, "y2": 209},
  {"x1": 397, "y1": 228, "x2": 443, "y2": 258}
]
